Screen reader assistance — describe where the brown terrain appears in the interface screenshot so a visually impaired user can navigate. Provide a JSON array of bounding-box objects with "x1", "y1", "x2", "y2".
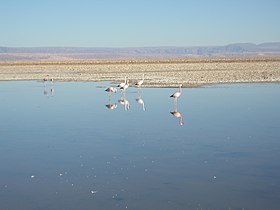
[{"x1": 0, "y1": 57, "x2": 280, "y2": 87}]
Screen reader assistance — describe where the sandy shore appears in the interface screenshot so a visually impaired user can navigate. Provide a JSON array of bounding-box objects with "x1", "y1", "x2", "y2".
[{"x1": 0, "y1": 57, "x2": 280, "y2": 87}]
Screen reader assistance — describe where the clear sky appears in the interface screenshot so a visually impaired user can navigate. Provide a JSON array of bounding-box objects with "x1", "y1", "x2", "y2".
[{"x1": 1, "y1": 0, "x2": 280, "y2": 47}]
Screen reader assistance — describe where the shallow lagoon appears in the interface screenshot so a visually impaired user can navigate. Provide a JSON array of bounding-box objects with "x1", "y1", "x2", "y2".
[{"x1": 0, "y1": 81, "x2": 280, "y2": 210}]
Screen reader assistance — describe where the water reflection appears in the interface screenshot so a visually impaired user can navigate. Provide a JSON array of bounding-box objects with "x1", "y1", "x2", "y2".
[
  {"x1": 135, "y1": 88, "x2": 146, "y2": 111},
  {"x1": 43, "y1": 80, "x2": 55, "y2": 97},
  {"x1": 118, "y1": 92, "x2": 130, "y2": 111},
  {"x1": 105, "y1": 103, "x2": 118, "y2": 110},
  {"x1": 170, "y1": 111, "x2": 184, "y2": 126}
]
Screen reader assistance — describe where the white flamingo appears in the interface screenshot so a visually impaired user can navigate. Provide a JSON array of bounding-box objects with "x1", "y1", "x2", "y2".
[
  {"x1": 170, "y1": 111, "x2": 184, "y2": 126},
  {"x1": 118, "y1": 76, "x2": 127, "y2": 88},
  {"x1": 120, "y1": 79, "x2": 129, "y2": 92},
  {"x1": 170, "y1": 84, "x2": 182, "y2": 102},
  {"x1": 135, "y1": 74, "x2": 145, "y2": 87}
]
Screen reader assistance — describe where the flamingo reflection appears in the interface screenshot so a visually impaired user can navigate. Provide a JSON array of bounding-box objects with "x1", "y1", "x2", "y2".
[
  {"x1": 105, "y1": 103, "x2": 118, "y2": 110},
  {"x1": 118, "y1": 92, "x2": 130, "y2": 111},
  {"x1": 170, "y1": 111, "x2": 184, "y2": 126},
  {"x1": 43, "y1": 78, "x2": 55, "y2": 97},
  {"x1": 136, "y1": 89, "x2": 146, "y2": 111},
  {"x1": 50, "y1": 86, "x2": 55, "y2": 97}
]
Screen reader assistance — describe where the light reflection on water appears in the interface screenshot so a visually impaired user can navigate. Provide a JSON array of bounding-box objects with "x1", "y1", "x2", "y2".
[{"x1": 0, "y1": 81, "x2": 280, "y2": 210}]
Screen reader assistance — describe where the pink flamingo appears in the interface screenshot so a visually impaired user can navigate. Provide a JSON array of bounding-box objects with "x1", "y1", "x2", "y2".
[
  {"x1": 170, "y1": 111, "x2": 184, "y2": 126},
  {"x1": 105, "y1": 87, "x2": 117, "y2": 97},
  {"x1": 170, "y1": 84, "x2": 182, "y2": 102},
  {"x1": 105, "y1": 87, "x2": 117, "y2": 93}
]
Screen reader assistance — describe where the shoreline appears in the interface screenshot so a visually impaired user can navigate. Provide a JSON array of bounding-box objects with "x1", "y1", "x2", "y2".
[{"x1": 1, "y1": 57, "x2": 280, "y2": 88}]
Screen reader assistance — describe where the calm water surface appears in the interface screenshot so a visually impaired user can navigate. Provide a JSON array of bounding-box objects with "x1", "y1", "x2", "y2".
[{"x1": 0, "y1": 81, "x2": 280, "y2": 210}]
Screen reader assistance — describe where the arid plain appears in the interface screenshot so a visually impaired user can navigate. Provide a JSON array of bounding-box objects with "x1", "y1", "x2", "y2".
[{"x1": 0, "y1": 57, "x2": 280, "y2": 87}]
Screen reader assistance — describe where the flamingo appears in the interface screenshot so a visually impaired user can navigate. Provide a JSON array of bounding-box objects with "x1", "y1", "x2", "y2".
[
  {"x1": 170, "y1": 84, "x2": 182, "y2": 102},
  {"x1": 105, "y1": 87, "x2": 117, "y2": 97},
  {"x1": 118, "y1": 76, "x2": 127, "y2": 88},
  {"x1": 170, "y1": 111, "x2": 184, "y2": 126},
  {"x1": 105, "y1": 87, "x2": 117, "y2": 93},
  {"x1": 120, "y1": 79, "x2": 129, "y2": 92},
  {"x1": 43, "y1": 75, "x2": 49, "y2": 87},
  {"x1": 135, "y1": 74, "x2": 145, "y2": 87}
]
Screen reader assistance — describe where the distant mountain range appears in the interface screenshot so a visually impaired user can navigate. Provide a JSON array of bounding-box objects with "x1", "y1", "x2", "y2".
[{"x1": 1, "y1": 42, "x2": 280, "y2": 61}]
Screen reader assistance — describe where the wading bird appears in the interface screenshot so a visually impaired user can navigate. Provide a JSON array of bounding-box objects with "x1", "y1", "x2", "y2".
[
  {"x1": 170, "y1": 84, "x2": 182, "y2": 102},
  {"x1": 105, "y1": 87, "x2": 117, "y2": 97},
  {"x1": 135, "y1": 74, "x2": 145, "y2": 87},
  {"x1": 118, "y1": 76, "x2": 127, "y2": 88},
  {"x1": 120, "y1": 79, "x2": 129, "y2": 92}
]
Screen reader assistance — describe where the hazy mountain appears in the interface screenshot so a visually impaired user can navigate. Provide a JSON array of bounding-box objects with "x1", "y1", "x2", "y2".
[{"x1": 1, "y1": 42, "x2": 280, "y2": 61}]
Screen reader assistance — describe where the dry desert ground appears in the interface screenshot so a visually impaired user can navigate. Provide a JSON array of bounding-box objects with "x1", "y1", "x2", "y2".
[{"x1": 0, "y1": 57, "x2": 280, "y2": 87}]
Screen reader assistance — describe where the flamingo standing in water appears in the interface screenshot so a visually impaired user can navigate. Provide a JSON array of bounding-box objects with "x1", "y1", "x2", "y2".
[
  {"x1": 120, "y1": 79, "x2": 129, "y2": 92},
  {"x1": 170, "y1": 84, "x2": 182, "y2": 102},
  {"x1": 105, "y1": 87, "x2": 118, "y2": 93},
  {"x1": 170, "y1": 111, "x2": 184, "y2": 126},
  {"x1": 118, "y1": 76, "x2": 127, "y2": 88},
  {"x1": 135, "y1": 74, "x2": 145, "y2": 87}
]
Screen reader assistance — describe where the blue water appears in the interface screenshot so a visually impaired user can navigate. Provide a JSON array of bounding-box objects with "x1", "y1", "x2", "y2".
[{"x1": 0, "y1": 81, "x2": 280, "y2": 210}]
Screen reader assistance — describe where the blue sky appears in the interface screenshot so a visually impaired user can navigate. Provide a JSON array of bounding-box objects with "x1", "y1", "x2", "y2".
[{"x1": 1, "y1": 0, "x2": 279, "y2": 47}]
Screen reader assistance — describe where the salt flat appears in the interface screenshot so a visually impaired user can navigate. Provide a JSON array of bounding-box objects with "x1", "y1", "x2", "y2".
[{"x1": 1, "y1": 57, "x2": 280, "y2": 87}]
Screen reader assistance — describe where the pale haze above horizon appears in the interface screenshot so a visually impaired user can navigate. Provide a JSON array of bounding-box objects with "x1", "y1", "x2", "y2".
[{"x1": 1, "y1": 0, "x2": 280, "y2": 47}]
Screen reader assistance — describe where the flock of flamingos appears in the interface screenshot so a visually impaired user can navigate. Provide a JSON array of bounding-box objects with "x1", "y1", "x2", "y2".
[
  {"x1": 104, "y1": 74, "x2": 184, "y2": 126},
  {"x1": 43, "y1": 74, "x2": 184, "y2": 126}
]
